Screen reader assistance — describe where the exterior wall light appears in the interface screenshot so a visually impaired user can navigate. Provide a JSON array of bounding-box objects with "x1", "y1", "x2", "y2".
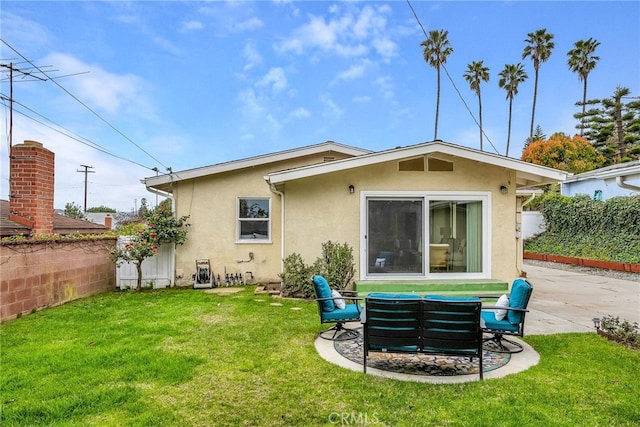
[
  {"x1": 500, "y1": 185, "x2": 508, "y2": 194},
  {"x1": 348, "y1": 184, "x2": 355, "y2": 194}
]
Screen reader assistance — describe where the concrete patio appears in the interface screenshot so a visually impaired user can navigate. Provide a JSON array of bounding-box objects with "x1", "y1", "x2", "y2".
[{"x1": 315, "y1": 264, "x2": 639, "y2": 383}]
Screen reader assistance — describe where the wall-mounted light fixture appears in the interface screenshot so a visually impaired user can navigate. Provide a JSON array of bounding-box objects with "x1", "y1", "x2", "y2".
[
  {"x1": 500, "y1": 185, "x2": 508, "y2": 194},
  {"x1": 348, "y1": 184, "x2": 355, "y2": 194}
]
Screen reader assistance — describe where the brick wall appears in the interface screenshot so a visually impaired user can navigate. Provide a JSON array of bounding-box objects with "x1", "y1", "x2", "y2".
[{"x1": 0, "y1": 238, "x2": 117, "y2": 322}]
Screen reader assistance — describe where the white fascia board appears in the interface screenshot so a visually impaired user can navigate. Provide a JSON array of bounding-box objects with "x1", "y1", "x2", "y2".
[
  {"x1": 266, "y1": 141, "x2": 569, "y2": 185},
  {"x1": 593, "y1": 165, "x2": 640, "y2": 180},
  {"x1": 144, "y1": 141, "x2": 371, "y2": 187}
]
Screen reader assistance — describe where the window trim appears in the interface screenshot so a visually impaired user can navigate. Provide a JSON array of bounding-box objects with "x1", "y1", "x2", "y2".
[
  {"x1": 236, "y1": 197, "x2": 272, "y2": 244},
  {"x1": 359, "y1": 191, "x2": 491, "y2": 280}
]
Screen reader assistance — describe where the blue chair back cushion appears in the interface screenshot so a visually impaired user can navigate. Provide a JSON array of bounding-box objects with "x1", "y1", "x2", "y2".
[
  {"x1": 312, "y1": 275, "x2": 335, "y2": 312},
  {"x1": 507, "y1": 278, "x2": 533, "y2": 325},
  {"x1": 367, "y1": 293, "x2": 421, "y2": 299}
]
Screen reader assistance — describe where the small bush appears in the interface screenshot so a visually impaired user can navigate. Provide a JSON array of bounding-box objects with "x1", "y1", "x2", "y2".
[
  {"x1": 280, "y1": 241, "x2": 355, "y2": 298},
  {"x1": 279, "y1": 253, "x2": 313, "y2": 298},
  {"x1": 600, "y1": 315, "x2": 639, "y2": 347}
]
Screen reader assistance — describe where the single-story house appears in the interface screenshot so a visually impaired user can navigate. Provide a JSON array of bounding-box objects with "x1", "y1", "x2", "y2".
[
  {"x1": 142, "y1": 140, "x2": 569, "y2": 288},
  {"x1": 561, "y1": 160, "x2": 640, "y2": 200}
]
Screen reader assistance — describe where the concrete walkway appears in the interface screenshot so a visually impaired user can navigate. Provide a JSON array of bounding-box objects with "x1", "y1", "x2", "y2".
[
  {"x1": 315, "y1": 264, "x2": 639, "y2": 383},
  {"x1": 524, "y1": 264, "x2": 639, "y2": 335}
]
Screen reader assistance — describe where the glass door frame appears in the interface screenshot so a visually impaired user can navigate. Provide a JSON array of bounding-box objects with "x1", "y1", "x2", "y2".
[{"x1": 359, "y1": 190, "x2": 492, "y2": 280}]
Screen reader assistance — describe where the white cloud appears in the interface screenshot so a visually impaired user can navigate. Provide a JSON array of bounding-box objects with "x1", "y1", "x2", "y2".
[
  {"x1": 243, "y1": 41, "x2": 263, "y2": 72},
  {"x1": 287, "y1": 107, "x2": 311, "y2": 121},
  {"x1": 374, "y1": 76, "x2": 395, "y2": 101},
  {"x1": 256, "y1": 67, "x2": 288, "y2": 94},
  {"x1": 335, "y1": 63, "x2": 367, "y2": 82},
  {"x1": 232, "y1": 17, "x2": 264, "y2": 32},
  {"x1": 320, "y1": 94, "x2": 344, "y2": 120},
  {"x1": 180, "y1": 20, "x2": 205, "y2": 33},
  {"x1": 353, "y1": 96, "x2": 372, "y2": 103},
  {"x1": 237, "y1": 88, "x2": 264, "y2": 119},
  {"x1": 42, "y1": 53, "x2": 155, "y2": 119},
  {"x1": 274, "y1": 4, "x2": 395, "y2": 61}
]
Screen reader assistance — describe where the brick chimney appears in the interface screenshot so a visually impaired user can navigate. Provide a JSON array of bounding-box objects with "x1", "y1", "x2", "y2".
[{"x1": 9, "y1": 140, "x2": 55, "y2": 234}]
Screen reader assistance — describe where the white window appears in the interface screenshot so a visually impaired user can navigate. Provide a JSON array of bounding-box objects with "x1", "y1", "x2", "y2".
[
  {"x1": 237, "y1": 198, "x2": 271, "y2": 242},
  {"x1": 362, "y1": 191, "x2": 490, "y2": 279}
]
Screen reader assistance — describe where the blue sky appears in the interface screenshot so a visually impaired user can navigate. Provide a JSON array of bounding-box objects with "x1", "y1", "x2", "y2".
[{"x1": 1, "y1": 1, "x2": 639, "y2": 212}]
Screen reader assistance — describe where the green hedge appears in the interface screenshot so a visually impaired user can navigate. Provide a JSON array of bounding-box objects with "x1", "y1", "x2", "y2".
[{"x1": 525, "y1": 194, "x2": 640, "y2": 263}]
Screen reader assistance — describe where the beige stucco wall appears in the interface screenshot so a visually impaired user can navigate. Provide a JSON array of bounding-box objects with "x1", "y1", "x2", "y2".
[
  {"x1": 171, "y1": 151, "x2": 354, "y2": 286},
  {"x1": 172, "y1": 153, "x2": 523, "y2": 286},
  {"x1": 282, "y1": 156, "x2": 521, "y2": 284}
]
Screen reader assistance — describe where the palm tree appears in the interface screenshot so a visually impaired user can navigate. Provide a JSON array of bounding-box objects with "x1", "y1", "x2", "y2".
[
  {"x1": 498, "y1": 63, "x2": 528, "y2": 157},
  {"x1": 522, "y1": 28, "x2": 555, "y2": 141},
  {"x1": 421, "y1": 29, "x2": 453, "y2": 140},
  {"x1": 567, "y1": 38, "x2": 601, "y2": 135},
  {"x1": 463, "y1": 61, "x2": 490, "y2": 151}
]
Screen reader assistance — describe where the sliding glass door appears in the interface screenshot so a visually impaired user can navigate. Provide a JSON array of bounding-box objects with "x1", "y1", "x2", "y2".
[{"x1": 365, "y1": 193, "x2": 488, "y2": 278}]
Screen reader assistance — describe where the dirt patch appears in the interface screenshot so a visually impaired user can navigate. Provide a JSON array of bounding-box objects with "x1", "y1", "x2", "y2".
[{"x1": 204, "y1": 287, "x2": 245, "y2": 295}]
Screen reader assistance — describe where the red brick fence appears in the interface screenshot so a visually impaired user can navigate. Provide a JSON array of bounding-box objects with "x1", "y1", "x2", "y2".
[{"x1": 0, "y1": 238, "x2": 117, "y2": 322}]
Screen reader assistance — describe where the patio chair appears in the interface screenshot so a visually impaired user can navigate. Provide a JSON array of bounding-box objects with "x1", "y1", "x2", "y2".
[
  {"x1": 481, "y1": 278, "x2": 533, "y2": 353},
  {"x1": 312, "y1": 275, "x2": 362, "y2": 341}
]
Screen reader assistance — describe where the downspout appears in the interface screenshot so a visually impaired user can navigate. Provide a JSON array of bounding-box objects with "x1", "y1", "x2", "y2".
[
  {"x1": 521, "y1": 192, "x2": 536, "y2": 208},
  {"x1": 616, "y1": 176, "x2": 640, "y2": 192},
  {"x1": 268, "y1": 182, "x2": 285, "y2": 288}
]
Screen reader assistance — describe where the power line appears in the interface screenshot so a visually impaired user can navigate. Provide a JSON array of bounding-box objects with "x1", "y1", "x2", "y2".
[
  {"x1": 0, "y1": 93, "x2": 156, "y2": 170},
  {"x1": 405, "y1": 0, "x2": 500, "y2": 155},
  {"x1": 1, "y1": 39, "x2": 172, "y2": 171}
]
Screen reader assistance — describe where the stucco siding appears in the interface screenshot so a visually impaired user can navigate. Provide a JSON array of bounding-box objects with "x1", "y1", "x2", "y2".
[
  {"x1": 282, "y1": 157, "x2": 520, "y2": 283},
  {"x1": 171, "y1": 151, "x2": 524, "y2": 286},
  {"x1": 171, "y1": 151, "x2": 350, "y2": 286}
]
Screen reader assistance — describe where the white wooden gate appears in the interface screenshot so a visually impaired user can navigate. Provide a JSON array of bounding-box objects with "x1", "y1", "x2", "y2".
[{"x1": 116, "y1": 236, "x2": 174, "y2": 289}]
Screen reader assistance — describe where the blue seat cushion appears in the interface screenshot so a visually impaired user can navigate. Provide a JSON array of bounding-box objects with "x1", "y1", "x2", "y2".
[
  {"x1": 507, "y1": 279, "x2": 532, "y2": 325},
  {"x1": 321, "y1": 303, "x2": 361, "y2": 321},
  {"x1": 481, "y1": 311, "x2": 519, "y2": 333},
  {"x1": 313, "y1": 275, "x2": 334, "y2": 312}
]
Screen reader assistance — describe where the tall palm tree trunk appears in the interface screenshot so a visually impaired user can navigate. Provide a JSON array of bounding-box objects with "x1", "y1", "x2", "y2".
[
  {"x1": 478, "y1": 92, "x2": 483, "y2": 151},
  {"x1": 506, "y1": 99, "x2": 513, "y2": 157},
  {"x1": 434, "y1": 66, "x2": 441, "y2": 140},
  {"x1": 530, "y1": 70, "x2": 539, "y2": 140},
  {"x1": 580, "y1": 78, "x2": 588, "y2": 135}
]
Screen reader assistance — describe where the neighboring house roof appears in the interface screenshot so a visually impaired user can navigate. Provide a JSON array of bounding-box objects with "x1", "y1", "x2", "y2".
[
  {"x1": 143, "y1": 141, "x2": 371, "y2": 190},
  {"x1": 562, "y1": 160, "x2": 640, "y2": 183},
  {"x1": 264, "y1": 140, "x2": 570, "y2": 188},
  {"x1": 0, "y1": 200, "x2": 109, "y2": 237}
]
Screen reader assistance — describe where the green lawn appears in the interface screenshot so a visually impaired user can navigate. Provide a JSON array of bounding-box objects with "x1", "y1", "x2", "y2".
[{"x1": 1, "y1": 287, "x2": 638, "y2": 426}]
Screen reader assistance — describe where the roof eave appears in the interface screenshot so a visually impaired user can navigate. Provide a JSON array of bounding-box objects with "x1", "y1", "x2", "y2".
[
  {"x1": 266, "y1": 141, "x2": 569, "y2": 186},
  {"x1": 143, "y1": 141, "x2": 371, "y2": 189}
]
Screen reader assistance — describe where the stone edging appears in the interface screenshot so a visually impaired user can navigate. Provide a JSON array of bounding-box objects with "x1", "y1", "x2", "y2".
[{"x1": 524, "y1": 253, "x2": 640, "y2": 273}]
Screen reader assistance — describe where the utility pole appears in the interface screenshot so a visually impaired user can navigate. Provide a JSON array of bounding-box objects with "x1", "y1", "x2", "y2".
[{"x1": 76, "y1": 165, "x2": 95, "y2": 212}]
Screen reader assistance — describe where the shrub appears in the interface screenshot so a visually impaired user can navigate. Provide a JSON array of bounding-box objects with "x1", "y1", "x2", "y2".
[
  {"x1": 279, "y1": 253, "x2": 313, "y2": 298},
  {"x1": 280, "y1": 241, "x2": 355, "y2": 298},
  {"x1": 525, "y1": 194, "x2": 640, "y2": 263},
  {"x1": 600, "y1": 315, "x2": 639, "y2": 348},
  {"x1": 312, "y1": 241, "x2": 355, "y2": 291}
]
